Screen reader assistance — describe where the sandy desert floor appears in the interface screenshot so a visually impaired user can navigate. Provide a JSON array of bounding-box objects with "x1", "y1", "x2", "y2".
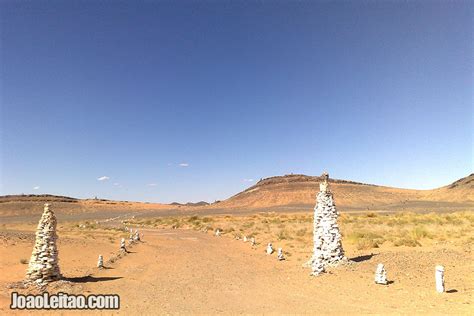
[{"x1": 0, "y1": 211, "x2": 473, "y2": 315}]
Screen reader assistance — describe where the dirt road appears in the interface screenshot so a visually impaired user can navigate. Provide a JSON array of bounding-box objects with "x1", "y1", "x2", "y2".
[
  {"x1": 1, "y1": 227, "x2": 472, "y2": 314},
  {"x1": 60, "y1": 229, "x2": 474, "y2": 314}
]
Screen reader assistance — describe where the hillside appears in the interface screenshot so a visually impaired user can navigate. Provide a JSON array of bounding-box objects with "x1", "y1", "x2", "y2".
[{"x1": 211, "y1": 173, "x2": 474, "y2": 212}]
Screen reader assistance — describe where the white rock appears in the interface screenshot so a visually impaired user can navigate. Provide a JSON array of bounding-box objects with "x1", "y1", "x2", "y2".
[
  {"x1": 26, "y1": 204, "x2": 61, "y2": 284},
  {"x1": 266, "y1": 243, "x2": 274, "y2": 255},
  {"x1": 97, "y1": 255, "x2": 104, "y2": 268},
  {"x1": 277, "y1": 248, "x2": 285, "y2": 261},
  {"x1": 307, "y1": 173, "x2": 346, "y2": 276},
  {"x1": 436, "y1": 265, "x2": 445, "y2": 293},
  {"x1": 374, "y1": 263, "x2": 388, "y2": 285}
]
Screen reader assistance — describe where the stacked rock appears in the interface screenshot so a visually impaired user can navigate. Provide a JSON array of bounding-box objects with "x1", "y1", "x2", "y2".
[
  {"x1": 26, "y1": 203, "x2": 61, "y2": 285},
  {"x1": 308, "y1": 172, "x2": 346, "y2": 275},
  {"x1": 277, "y1": 248, "x2": 285, "y2": 261},
  {"x1": 97, "y1": 255, "x2": 104, "y2": 269},
  {"x1": 266, "y1": 243, "x2": 274, "y2": 255},
  {"x1": 250, "y1": 237, "x2": 256, "y2": 246},
  {"x1": 374, "y1": 263, "x2": 388, "y2": 285},
  {"x1": 243, "y1": 236, "x2": 248, "y2": 242},
  {"x1": 215, "y1": 229, "x2": 221, "y2": 237},
  {"x1": 120, "y1": 238, "x2": 126, "y2": 251},
  {"x1": 133, "y1": 230, "x2": 140, "y2": 241},
  {"x1": 435, "y1": 265, "x2": 445, "y2": 293}
]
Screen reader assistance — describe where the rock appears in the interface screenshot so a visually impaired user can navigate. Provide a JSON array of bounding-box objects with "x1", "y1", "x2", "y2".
[
  {"x1": 374, "y1": 263, "x2": 388, "y2": 285},
  {"x1": 266, "y1": 243, "x2": 274, "y2": 255},
  {"x1": 26, "y1": 204, "x2": 61, "y2": 284},
  {"x1": 97, "y1": 255, "x2": 104, "y2": 268},
  {"x1": 436, "y1": 265, "x2": 445, "y2": 293},
  {"x1": 306, "y1": 173, "x2": 346, "y2": 276},
  {"x1": 277, "y1": 248, "x2": 285, "y2": 261}
]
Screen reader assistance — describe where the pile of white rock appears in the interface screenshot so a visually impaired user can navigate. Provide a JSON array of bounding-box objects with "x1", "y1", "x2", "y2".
[
  {"x1": 277, "y1": 248, "x2": 285, "y2": 261},
  {"x1": 97, "y1": 255, "x2": 104, "y2": 269},
  {"x1": 266, "y1": 243, "x2": 274, "y2": 254},
  {"x1": 120, "y1": 238, "x2": 126, "y2": 251},
  {"x1": 26, "y1": 203, "x2": 61, "y2": 285},
  {"x1": 374, "y1": 263, "x2": 388, "y2": 285},
  {"x1": 307, "y1": 172, "x2": 346, "y2": 275}
]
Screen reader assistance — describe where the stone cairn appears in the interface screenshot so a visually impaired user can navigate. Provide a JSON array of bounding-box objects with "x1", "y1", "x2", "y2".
[
  {"x1": 97, "y1": 255, "x2": 104, "y2": 269},
  {"x1": 277, "y1": 248, "x2": 285, "y2": 261},
  {"x1": 250, "y1": 237, "x2": 256, "y2": 246},
  {"x1": 215, "y1": 229, "x2": 221, "y2": 237},
  {"x1": 306, "y1": 172, "x2": 346, "y2": 275},
  {"x1": 266, "y1": 243, "x2": 274, "y2": 255},
  {"x1": 374, "y1": 263, "x2": 388, "y2": 285},
  {"x1": 133, "y1": 229, "x2": 140, "y2": 241},
  {"x1": 243, "y1": 236, "x2": 248, "y2": 242},
  {"x1": 26, "y1": 203, "x2": 61, "y2": 285},
  {"x1": 435, "y1": 265, "x2": 445, "y2": 293},
  {"x1": 120, "y1": 238, "x2": 126, "y2": 251}
]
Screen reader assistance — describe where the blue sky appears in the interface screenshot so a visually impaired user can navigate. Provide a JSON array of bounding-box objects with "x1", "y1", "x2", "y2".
[{"x1": 1, "y1": 1, "x2": 472, "y2": 203}]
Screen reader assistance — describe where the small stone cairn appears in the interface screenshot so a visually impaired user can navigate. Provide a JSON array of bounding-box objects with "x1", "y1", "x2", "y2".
[
  {"x1": 374, "y1": 263, "x2": 388, "y2": 285},
  {"x1": 26, "y1": 203, "x2": 61, "y2": 285},
  {"x1": 277, "y1": 248, "x2": 285, "y2": 261},
  {"x1": 215, "y1": 229, "x2": 221, "y2": 237},
  {"x1": 133, "y1": 229, "x2": 140, "y2": 241},
  {"x1": 435, "y1": 265, "x2": 445, "y2": 293},
  {"x1": 306, "y1": 172, "x2": 347, "y2": 275},
  {"x1": 250, "y1": 237, "x2": 256, "y2": 246},
  {"x1": 97, "y1": 255, "x2": 104, "y2": 269},
  {"x1": 266, "y1": 243, "x2": 274, "y2": 255},
  {"x1": 120, "y1": 238, "x2": 126, "y2": 251}
]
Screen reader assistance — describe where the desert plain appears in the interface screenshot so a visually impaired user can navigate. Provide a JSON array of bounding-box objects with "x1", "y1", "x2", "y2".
[{"x1": 0, "y1": 174, "x2": 473, "y2": 314}]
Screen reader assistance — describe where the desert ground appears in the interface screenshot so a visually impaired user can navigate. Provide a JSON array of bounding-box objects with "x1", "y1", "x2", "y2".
[
  {"x1": 0, "y1": 174, "x2": 473, "y2": 314},
  {"x1": 0, "y1": 210, "x2": 473, "y2": 314}
]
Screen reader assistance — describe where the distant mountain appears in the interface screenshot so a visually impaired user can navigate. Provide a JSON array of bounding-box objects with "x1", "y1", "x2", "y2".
[
  {"x1": 170, "y1": 201, "x2": 210, "y2": 207},
  {"x1": 210, "y1": 173, "x2": 474, "y2": 211}
]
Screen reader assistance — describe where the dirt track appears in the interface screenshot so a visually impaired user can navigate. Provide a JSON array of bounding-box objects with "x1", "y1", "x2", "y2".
[{"x1": 2, "y1": 228, "x2": 471, "y2": 314}]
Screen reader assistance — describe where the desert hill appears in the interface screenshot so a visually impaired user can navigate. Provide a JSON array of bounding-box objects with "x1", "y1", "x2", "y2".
[
  {"x1": 210, "y1": 173, "x2": 474, "y2": 212},
  {"x1": 1, "y1": 174, "x2": 473, "y2": 221}
]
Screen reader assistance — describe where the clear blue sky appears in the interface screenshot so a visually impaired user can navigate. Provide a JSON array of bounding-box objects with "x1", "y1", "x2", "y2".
[{"x1": 1, "y1": 1, "x2": 472, "y2": 203}]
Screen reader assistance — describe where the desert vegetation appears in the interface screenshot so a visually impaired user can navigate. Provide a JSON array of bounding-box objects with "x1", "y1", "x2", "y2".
[{"x1": 125, "y1": 211, "x2": 474, "y2": 253}]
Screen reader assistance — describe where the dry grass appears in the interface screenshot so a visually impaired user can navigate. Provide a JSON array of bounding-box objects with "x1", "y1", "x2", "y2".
[{"x1": 125, "y1": 211, "x2": 473, "y2": 253}]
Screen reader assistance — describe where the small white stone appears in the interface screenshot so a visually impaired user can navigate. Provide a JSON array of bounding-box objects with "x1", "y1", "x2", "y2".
[
  {"x1": 435, "y1": 265, "x2": 445, "y2": 293},
  {"x1": 266, "y1": 243, "x2": 274, "y2": 255},
  {"x1": 97, "y1": 255, "x2": 104, "y2": 268},
  {"x1": 277, "y1": 248, "x2": 285, "y2": 261},
  {"x1": 375, "y1": 263, "x2": 388, "y2": 285}
]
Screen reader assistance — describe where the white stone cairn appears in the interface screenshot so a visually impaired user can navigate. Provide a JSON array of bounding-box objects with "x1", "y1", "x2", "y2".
[
  {"x1": 243, "y1": 236, "x2": 248, "y2": 242},
  {"x1": 308, "y1": 172, "x2": 346, "y2": 275},
  {"x1": 133, "y1": 230, "x2": 140, "y2": 241},
  {"x1": 266, "y1": 243, "x2": 274, "y2": 255},
  {"x1": 374, "y1": 263, "x2": 388, "y2": 285},
  {"x1": 120, "y1": 238, "x2": 126, "y2": 251},
  {"x1": 215, "y1": 229, "x2": 221, "y2": 237},
  {"x1": 26, "y1": 203, "x2": 61, "y2": 285},
  {"x1": 251, "y1": 237, "x2": 256, "y2": 246},
  {"x1": 97, "y1": 255, "x2": 104, "y2": 268},
  {"x1": 277, "y1": 248, "x2": 285, "y2": 261},
  {"x1": 435, "y1": 265, "x2": 445, "y2": 293}
]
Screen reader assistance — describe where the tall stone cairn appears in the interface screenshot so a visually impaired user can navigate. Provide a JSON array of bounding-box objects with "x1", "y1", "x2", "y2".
[
  {"x1": 308, "y1": 172, "x2": 346, "y2": 275},
  {"x1": 26, "y1": 203, "x2": 61, "y2": 285}
]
